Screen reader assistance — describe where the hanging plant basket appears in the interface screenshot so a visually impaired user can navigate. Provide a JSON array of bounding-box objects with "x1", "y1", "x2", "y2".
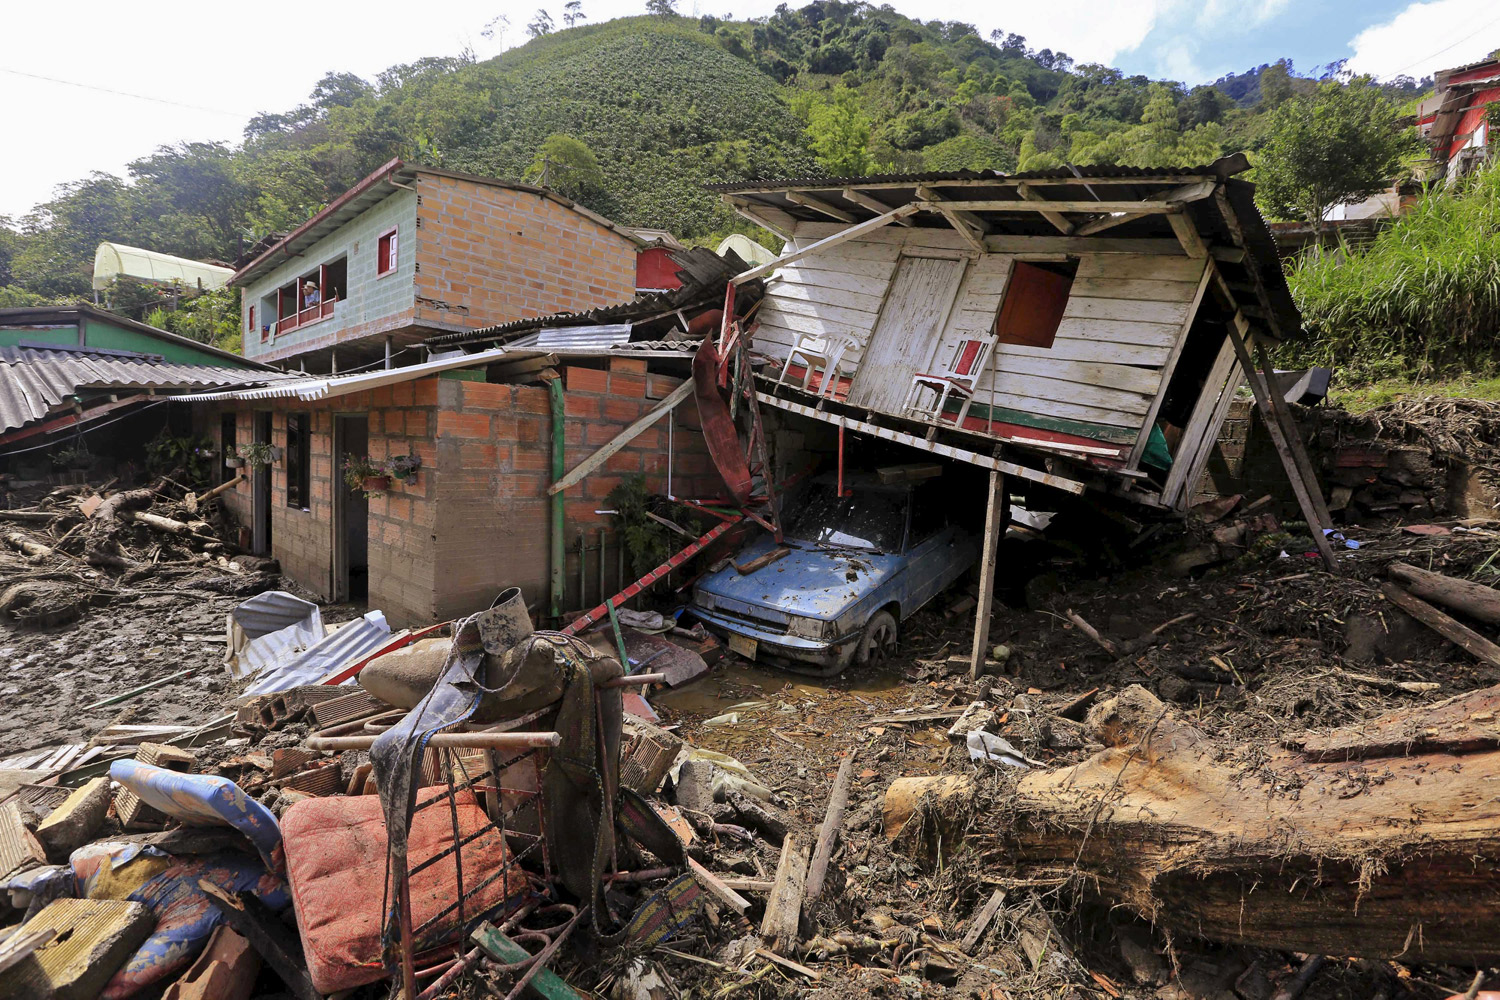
[
  {"x1": 362, "y1": 475, "x2": 391, "y2": 493},
  {"x1": 225, "y1": 456, "x2": 246, "y2": 469}
]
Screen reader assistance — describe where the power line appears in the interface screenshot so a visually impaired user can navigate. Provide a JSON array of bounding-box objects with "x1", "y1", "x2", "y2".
[
  {"x1": 0, "y1": 68, "x2": 255, "y2": 118},
  {"x1": 1383, "y1": 8, "x2": 1500, "y2": 77}
]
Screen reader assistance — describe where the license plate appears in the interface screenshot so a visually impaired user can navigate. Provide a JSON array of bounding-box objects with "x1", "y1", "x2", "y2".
[{"x1": 728, "y1": 633, "x2": 758, "y2": 660}]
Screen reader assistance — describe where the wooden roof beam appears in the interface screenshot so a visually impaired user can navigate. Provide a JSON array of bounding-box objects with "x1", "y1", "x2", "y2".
[
  {"x1": 916, "y1": 186, "x2": 989, "y2": 252},
  {"x1": 725, "y1": 196, "x2": 795, "y2": 240},
  {"x1": 732, "y1": 203, "x2": 922, "y2": 285},
  {"x1": 841, "y1": 187, "x2": 913, "y2": 225},
  {"x1": 1016, "y1": 183, "x2": 1076, "y2": 235},
  {"x1": 785, "y1": 191, "x2": 857, "y2": 224}
]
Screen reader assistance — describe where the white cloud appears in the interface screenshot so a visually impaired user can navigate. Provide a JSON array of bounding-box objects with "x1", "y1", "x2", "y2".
[
  {"x1": 1194, "y1": 0, "x2": 1291, "y2": 31},
  {"x1": 0, "y1": 0, "x2": 1177, "y2": 220},
  {"x1": 1347, "y1": 0, "x2": 1500, "y2": 80}
]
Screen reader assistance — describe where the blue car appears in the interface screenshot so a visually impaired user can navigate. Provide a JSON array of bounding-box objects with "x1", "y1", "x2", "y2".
[{"x1": 689, "y1": 474, "x2": 979, "y2": 675}]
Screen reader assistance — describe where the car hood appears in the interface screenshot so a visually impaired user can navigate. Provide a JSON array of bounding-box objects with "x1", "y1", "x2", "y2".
[{"x1": 695, "y1": 535, "x2": 900, "y2": 621}]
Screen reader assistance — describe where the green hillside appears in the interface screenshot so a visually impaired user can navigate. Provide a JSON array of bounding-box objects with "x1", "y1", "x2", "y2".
[{"x1": 0, "y1": 6, "x2": 1434, "y2": 333}]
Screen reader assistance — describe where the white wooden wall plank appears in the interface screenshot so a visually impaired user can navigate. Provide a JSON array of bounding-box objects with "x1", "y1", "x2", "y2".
[
  {"x1": 996, "y1": 339, "x2": 1173, "y2": 367},
  {"x1": 760, "y1": 296, "x2": 880, "y2": 330},
  {"x1": 1076, "y1": 255, "x2": 1208, "y2": 282},
  {"x1": 781, "y1": 256, "x2": 900, "y2": 280},
  {"x1": 987, "y1": 354, "x2": 1165, "y2": 396},
  {"x1": 974, "y1": 388, "x2": 1145, "y2": 429},
  {"x1": 987, "y1": 370, "x2": 1152, "y2": 415},
  {"x1": 1063, "y1": 296, "x2": 1192, "y2": 326},
  {"x1": 769, "y1": 266, "x2": 893, "y2": 297},
  {"x1": 764, "y1": 280, "x2": 888, "y2": 314},
  {"x1": 1069, "y1": 278, "x2": 1203, "y2": 303}
]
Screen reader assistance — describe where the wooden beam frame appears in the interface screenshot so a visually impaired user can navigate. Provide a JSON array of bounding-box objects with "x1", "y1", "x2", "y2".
[
  {"x1": 981, "y1": 235, "x2": 1186, "y2": 255},
  {"x1": 786, "y1": 191, "x2": 857, "y2": 224},
  {"x1": 970, "y1": 470, "x2": 1004, "y2": 678},
  {"x1": 726, "y1": 196, "x2": 795, "y2": 240},
  {"x1": 1017, "y1": 183, "x2": 1076, "y2": 235},
  {"x1": 754, "y1": 391, "x2": 1086, "y2": 495},
  {"x1": 1126, "y1": 263, "x2": 1214, "y2": 469},
  {"x1": 732, "y1": 204, "x2": 921, "y2": 284},
  {"x1": 930, "y1": 199, "x2": 1188, "y2": 215},
  {"x1": 842, "y1": 187, "x2": 913, "y2": 225},
  {"x1": 916, "y1": 185, "x2": 988, "y2": 252},
  {"x1": 724, "y1": 174, "x2": 1224, "y2": 196},
  {"x1": 548, "y1": 379, "x2": 694, "y2": 494}
]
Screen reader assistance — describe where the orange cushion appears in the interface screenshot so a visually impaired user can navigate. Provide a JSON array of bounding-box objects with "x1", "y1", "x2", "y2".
[{"x1": 281, "y1": 790, "x2": 527, "y2": 993}]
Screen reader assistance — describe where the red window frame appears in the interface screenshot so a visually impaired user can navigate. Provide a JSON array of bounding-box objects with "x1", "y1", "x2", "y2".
[{"x1": 376, "y1": 227, "x2": 398, "y2": 277}]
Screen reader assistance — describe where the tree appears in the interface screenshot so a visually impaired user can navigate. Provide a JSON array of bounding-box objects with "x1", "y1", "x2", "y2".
[
  {"x1": 806, "y1": 87, "x2": 874, "y2": 176},
  {"x1": 526, "y1": 9, "x2": 554, "y2": 38},
  {"x1": 563, "y1": 0, "x2": 585, "y2": 27},
  {"x1": 481, "y1": 13, "x2": 511, "y2": 44},
  {"x1": 524, "y1": 134, "x2": 605, "y2": 201},
  {"x1": 1255, "y1": 79, "x2": 1420, "y2": 233},
  {"x1": 646, "y1": 0, "x2": 678, "y2": 15}
]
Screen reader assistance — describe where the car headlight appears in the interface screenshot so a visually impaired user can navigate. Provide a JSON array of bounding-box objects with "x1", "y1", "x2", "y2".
[{"x1": 787, "y1": 616, "x2": 834, "y2": 641}]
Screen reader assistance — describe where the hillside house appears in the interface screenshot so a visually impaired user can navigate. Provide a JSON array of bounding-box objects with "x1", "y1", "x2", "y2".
[
  {"x1": 1418, "y1": 57, "x2": 1500, "y2": 184},
  {"x1": 231, "y1": 160, "x2": 641, "y2": 373},
  {"x1": 715, "y1": 154, "x2": 1300, "y2": 511}
]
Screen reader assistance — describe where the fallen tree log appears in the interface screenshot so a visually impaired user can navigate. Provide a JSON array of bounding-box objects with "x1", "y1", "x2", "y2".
[
  {"x1": 1003, "y1": 685, "x2": 1500, "y2": 965},
  {"x1": 1388, "y1": 561, "x2": 1500, "y2": 626},
  {"x1": 1381, "y1": 582, "x2": 1500, "y2": 672},
  {"x1": 122, "y1": 510, "x2": 219, "y2": 545},
  {"x1": 3, "y1": 531, "x2": 54, "y2": 560}
]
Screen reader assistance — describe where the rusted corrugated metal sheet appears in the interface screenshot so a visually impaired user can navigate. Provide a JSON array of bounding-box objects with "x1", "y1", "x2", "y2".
[{"x1": 0, "y1": 346, "x2": 299, "y2": 435}]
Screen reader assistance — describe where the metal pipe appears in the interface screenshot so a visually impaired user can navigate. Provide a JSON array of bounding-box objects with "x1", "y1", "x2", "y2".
[
  {"x1": 838, "y1": 419, "x2": 846, "y2": 497},
  {"x1": 306, "y1": 731, "x2": 561, "y2": 752},
  {"x1": 548, "y1": 379, "x2": 565, "y2": 620},
  {"x1": 597, "y1": 528, "x2": 606, "y2": 611},
  {"x1": 667, "y1": 412, "x2": 674, "y2": 500},
  {"x1": 601, "y1": 672, "x2": 665, "y2": 687},
  {"x1": 501, "y1": 905, "x2": 588, "y2": 1000},
  {"x1": 617, "y1": 533, "x2": 625, "y2": 595},
  {"x1": 385, "y1": 336, "x2": 394, "y2": 370}
]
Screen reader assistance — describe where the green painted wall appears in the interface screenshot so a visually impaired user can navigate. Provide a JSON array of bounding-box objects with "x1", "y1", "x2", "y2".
[
  {"x1": 0, "y1": 326, "x2": 78, "y2": 349},
  {"x1": 81, "y1": 318, "x2": 255, "y2": 367}
]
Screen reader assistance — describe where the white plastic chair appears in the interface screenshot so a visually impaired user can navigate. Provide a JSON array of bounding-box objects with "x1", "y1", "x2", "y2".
[
  {"x1": 776, "y1": 332, "x2": 856, "y2": 398},
  {"x1": 902, "y1": 335, "x2": 996, "y2": 426}
]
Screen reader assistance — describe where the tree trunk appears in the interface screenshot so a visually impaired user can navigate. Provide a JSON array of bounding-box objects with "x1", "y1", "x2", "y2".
[
  {"x1": 1388, "y1": 561, "x2": 1500, "y2": 625},
  {"x1": 1004, "y1": 685, "x2": 1500, "y2": 965}
]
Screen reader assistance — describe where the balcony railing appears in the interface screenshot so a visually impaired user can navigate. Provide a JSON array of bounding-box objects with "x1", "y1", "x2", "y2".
[{"x1": 276, "y1": 300, "x2": 336, "y2": 336}]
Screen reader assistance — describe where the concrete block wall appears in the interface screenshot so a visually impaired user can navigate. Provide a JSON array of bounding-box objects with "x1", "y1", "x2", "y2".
[
  {"x1": 206, "y1": 360, "x2": 716, "y2": 628},
  {"x1": 240, "y1": 189, "x2": 419, "y2": 365},
  {"x1": 413, "y1": 175, "x2": 637, "y2": 334}
]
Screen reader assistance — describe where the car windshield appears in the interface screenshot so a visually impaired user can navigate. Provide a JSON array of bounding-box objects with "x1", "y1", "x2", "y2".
[{"x1": 784, "y1": 483, "x2": 907, "y2": 553}]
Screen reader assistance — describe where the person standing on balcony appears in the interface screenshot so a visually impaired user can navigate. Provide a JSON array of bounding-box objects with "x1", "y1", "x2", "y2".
[{"x1": 302, "y1": 280, "x2": 320, "y2": 309}]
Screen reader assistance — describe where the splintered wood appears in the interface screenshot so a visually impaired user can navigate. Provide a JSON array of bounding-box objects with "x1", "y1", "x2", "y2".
[{"x1": 1005, "y1": 685, "x2": 1500, "y2": 963}]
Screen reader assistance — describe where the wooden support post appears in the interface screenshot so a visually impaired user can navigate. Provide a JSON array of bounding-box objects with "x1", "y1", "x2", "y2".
[
  {"x1": 760, "y1": 836, "x2": 810, "y2": 953},
  {"x1": 970, "y1": 471, "x2": 1004, "y2": 678},
  {"x1": 1381, "y1": 583, "x2": 1500, "y2": 672},
  {"x1": 733, "y1": 204, "x2": 920, "y2": 284},
  {"x1": 1252, "y1": 341, "x2": 1333, "y2": 528},
  {"x1": 1224, "y1": 324, "x2": 1337, "y2": 573}
]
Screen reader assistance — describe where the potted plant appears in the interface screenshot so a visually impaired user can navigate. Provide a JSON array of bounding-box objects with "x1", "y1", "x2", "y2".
[
  {"x1": 225, "y1": 454, "x2": 246, "y2": 469},
  {"x1": 237, "y1": 442, "x2": 275, "y2": 468},
  {"x1": 343, "y1": 455, "x2": 390, "y2": 496},
  {"x1": 390, "y1": 454, "x2": 422, "y2": 483},
  {"x1": 269, "y1": 445, "x2": 285, "y2": 463}
]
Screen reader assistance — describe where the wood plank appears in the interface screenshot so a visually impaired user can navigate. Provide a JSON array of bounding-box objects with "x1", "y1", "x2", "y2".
[
  {"x1": 1069, "y1": 277, "x2": 1203, "y2": 303},
  {"x1": 842, "y1": 187, "x2": 913, "y2": 225},
  {"x1": 771, "y1": 265, "x2": 892, "y2": 297},
  {"x1": 794, "y1": 221, "x2": 972, "y2": 250},
  {"x1": 687, "y1": 857, "x2": 752, "y2": 915},
  {"x1": 1127, "y1": 264, "x2": 1214, "y2": 469},
  {"x1": 970, "y1": 471, "x2": 1004, "y2": 678},
  {"x1": 786, "y1": 190, "x2": 856, "y2": 223},
  {"x1": 550, "y1": 379, "x2": 693, "y2": 495},
  {"x1": 938, "y1": 198, "x2": 1188, "y2": 214},
  {"x1": 986, "y1": 371, "x2": 1154, "y2": 416},
  {"x1": 987, "y1": 236, "x2": 1187, "y2": 255},
  {"x1": 760, "y1": 297, "x2": 880, "y2": 330},
  {"x1": 805, "y1": 755, "x2": 856, "y2": 904},
  {"x1": 1053, "y1": 317, "x2": 1183, "y2": 348},
  {"x1": 1076, "y1": 255, "x2": 1207, "y2": 282},
  {"x1": 1168, "y1": 212, "x2": 1209, "y2": 258},
  {"x1": 782, "y1": 255, "x2": 901, "y2": 280},
  {"x1": 1160, "y1": 334, "x2": 1235, "y2": 506},
  {"x1": 976, "y1": 387, "x2": 1146, "y2": 429},
  {"x1": 1175, "y1": 357, "x2": 1242, "y2": 507},
  {"x1": 960, "y1": 889, "x2": 1007, "y2": 954},
  {"x1": 1064, "y1": 296, "x2": 1192, "y2": 327},
  {"x1": 762, "y1": 279, "x2": 887, "y2": 315},
  {"x1": 990, "y1": 355, "x2": 1165, "y2": 396},
  {"x1": 760, "y1": 836, "x2": 810, "y2": 952},
  {"x1": 1387, "y1": 562, "x2": 1500, "y2": 625},
  {"x1": 995, "y1": 339, "x2": 1173, "y2": 367},
  {"x1": 790, "y1": 238, "x2": 903, "y2": 262}
]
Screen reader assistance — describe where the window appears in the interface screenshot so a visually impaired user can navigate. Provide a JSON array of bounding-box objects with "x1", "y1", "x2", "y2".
[
  {"x1": 247, "y1": 305, "x2": 255, "y2": 336},
  {"x1": 220, "y1": 414, "x2": 237, "y2": 485},
  {"x1": 993, "y1": 260, "x2": 1077, "y2": 349},
  {"x1": 286, "y1": 413, "x2": 311, "y2": 510},
  {"x1": 377, "y1": 228, "x2": 398, "y2": 276}
]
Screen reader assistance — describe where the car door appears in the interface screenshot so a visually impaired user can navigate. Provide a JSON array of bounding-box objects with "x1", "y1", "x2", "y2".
[{"x1": 900, "y1": 482, "x2": 956, "y2": 615}]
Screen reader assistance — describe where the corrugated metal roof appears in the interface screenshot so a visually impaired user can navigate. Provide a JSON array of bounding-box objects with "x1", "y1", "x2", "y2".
[
  {"x1": 707, "y1": 154, "x2": 1251, "y2": 193},
  {"x1": 174, "y1": 345, "x2": 530, "y2": 402},
  {"x1": 536, "y1": 324, "x2": 633, "y2": 350},
  {"x1": 0, "y1": 345, "x2": 299, "y2": 434}
]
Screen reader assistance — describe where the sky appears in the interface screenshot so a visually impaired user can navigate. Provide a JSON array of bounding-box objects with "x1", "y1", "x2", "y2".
[{"x1": 3, "y1": 0, "x2": 1498, "y2": 221}]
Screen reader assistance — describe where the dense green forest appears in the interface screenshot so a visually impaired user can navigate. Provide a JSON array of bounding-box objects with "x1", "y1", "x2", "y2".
[{"x1": 0, "y1": 4, "x2": 1439, "y2": 355}]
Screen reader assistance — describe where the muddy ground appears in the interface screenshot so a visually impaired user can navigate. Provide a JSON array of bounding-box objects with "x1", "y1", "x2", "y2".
[{"x1": 2, "y1": 508, "x2": 1497, "y2": 999}]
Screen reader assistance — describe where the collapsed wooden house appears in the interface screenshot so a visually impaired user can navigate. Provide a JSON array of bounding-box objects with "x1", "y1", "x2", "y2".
[{"x1": 713, "y1": 153, "x2": 1304, "y2": 514}]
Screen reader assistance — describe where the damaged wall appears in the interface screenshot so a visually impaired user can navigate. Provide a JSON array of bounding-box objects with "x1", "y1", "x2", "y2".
[{"x1": 207, "y1": 357, "x2": 716, "y2": 626}]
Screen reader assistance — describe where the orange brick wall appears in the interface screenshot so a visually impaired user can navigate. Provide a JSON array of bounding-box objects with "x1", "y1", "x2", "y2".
[
  {"x1": 202, "y1": 361, "x2": 715, "y2": 627},
  {"x1": 412, "y1": 175, "x2": 637, "y2": 334}
]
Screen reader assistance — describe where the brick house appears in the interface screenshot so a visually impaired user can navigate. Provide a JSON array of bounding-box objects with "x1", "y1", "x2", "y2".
[
  {"x1": 188, "y1": 353, "x2": 720, "y2": 629},
  {"x1": 231, "y1": 160, "x2": 641, "y2": 373},
  {"x1": 1417, "y1": 56, "x2": 1500, "y2": 185}
]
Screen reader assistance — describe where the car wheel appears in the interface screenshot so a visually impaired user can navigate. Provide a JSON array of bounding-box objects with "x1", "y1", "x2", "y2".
[{"x1": 857, "y1": 610, "x2": 898, "y2": 666}]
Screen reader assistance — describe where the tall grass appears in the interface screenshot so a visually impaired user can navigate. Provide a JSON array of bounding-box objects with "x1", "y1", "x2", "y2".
[{"x1": 1283, "y1": 160, "x2": 1500, "y2": 382}]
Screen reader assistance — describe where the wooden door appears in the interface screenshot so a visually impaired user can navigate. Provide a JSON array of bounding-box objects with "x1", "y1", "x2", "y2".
[{"x1": 847, "y1": 256, "x2": 967, "y2": 413}]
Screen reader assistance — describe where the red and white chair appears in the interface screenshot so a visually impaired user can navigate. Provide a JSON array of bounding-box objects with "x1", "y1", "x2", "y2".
[
  {"x1": 775, "y1": 332, "x2": 857, "y2": 398},
  {"x1": 902, "y1": 335, "x2": 996, "y2": 426}
]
